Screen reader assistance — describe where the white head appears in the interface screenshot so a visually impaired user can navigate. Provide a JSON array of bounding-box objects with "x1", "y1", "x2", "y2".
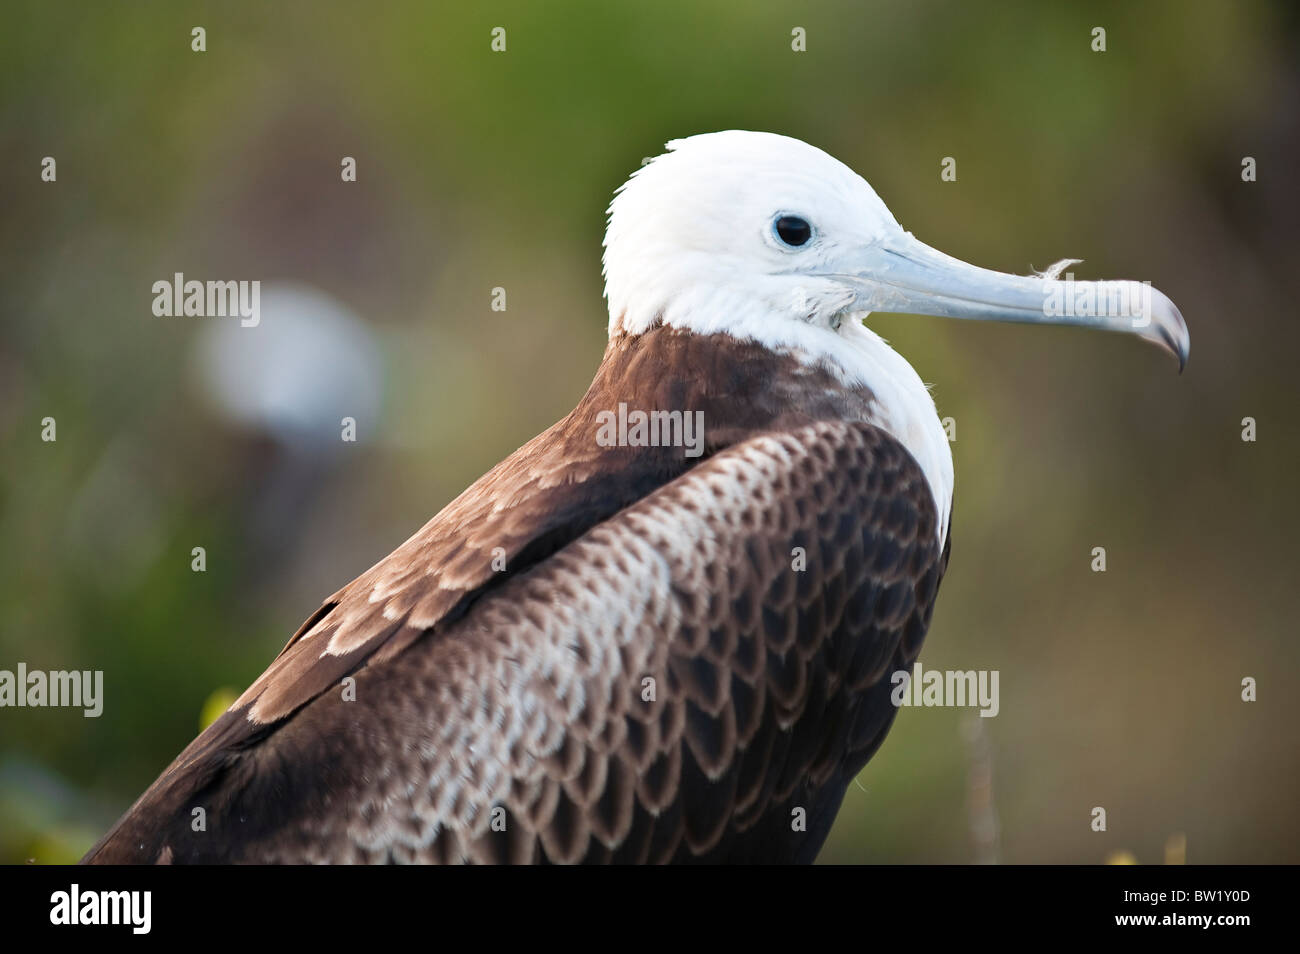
[
  {"x1": 604, "y1": 130, "x2": 902, "y2": 341},
  {"x1": 601, "y1": 131, "x2": 1189, "y2": 542}
]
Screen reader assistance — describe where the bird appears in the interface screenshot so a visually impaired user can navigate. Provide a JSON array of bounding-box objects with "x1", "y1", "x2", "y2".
[{"x1": 84, "y1": 130, "x2": 1188, "y2": 864}]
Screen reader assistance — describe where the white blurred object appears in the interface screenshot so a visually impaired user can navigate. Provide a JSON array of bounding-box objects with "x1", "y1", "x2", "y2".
[{"x1": 193, "y1": 282, "x2": 384, "y2": 450}]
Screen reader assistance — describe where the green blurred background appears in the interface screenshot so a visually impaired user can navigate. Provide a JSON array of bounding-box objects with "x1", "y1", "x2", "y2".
[{"x1": 2, "y1": 0, "x2": 1297, "y2": 864}]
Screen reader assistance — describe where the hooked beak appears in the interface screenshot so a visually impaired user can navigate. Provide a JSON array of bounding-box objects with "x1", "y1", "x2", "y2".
[{"x1": 836, "y1": 231, "x2": 1190, "y2": 371}]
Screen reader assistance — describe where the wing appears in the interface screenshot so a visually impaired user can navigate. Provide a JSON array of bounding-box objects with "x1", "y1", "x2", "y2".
[{"x1": 83, "y1": 418, "x2": 946, "y2": 864}]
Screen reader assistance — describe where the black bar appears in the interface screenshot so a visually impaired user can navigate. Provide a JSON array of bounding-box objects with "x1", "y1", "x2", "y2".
[{"x1": 0, "y1": 863, "x2": 1274, "y2": 940}]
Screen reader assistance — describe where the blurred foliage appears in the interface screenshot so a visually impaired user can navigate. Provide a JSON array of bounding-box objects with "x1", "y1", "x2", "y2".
[{"x1": 1, "y1": 0, "x2": 1297, "y2": 864}]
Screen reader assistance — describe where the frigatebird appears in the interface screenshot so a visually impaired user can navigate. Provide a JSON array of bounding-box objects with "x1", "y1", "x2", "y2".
[{"x1": 85, "y1": 131, "x2": 1188, "y2": 864}]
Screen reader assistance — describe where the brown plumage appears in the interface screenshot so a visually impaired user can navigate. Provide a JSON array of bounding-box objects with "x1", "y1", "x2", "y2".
[{"x1": 84, "y1": 327, "x2": 948, "y2": 864}]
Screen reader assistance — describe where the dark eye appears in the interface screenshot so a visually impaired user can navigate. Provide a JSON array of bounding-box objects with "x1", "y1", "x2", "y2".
[{"x1": 774, "y1": 215, "x2": 812, "y2": 247}]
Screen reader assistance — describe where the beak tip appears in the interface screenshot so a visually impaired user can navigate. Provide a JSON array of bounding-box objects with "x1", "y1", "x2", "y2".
[
  {"x1": 1152, "y1": 290, "x2": 1190, "y2": 374},
  {"x1": 1166, "y1": 328, "x2": 1189, "y2": 373}
]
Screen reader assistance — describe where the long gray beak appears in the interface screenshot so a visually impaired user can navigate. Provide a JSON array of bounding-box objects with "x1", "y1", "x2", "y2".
[{"x1": 841, "y1": 231, "x2": 1190, "y2": 371}]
